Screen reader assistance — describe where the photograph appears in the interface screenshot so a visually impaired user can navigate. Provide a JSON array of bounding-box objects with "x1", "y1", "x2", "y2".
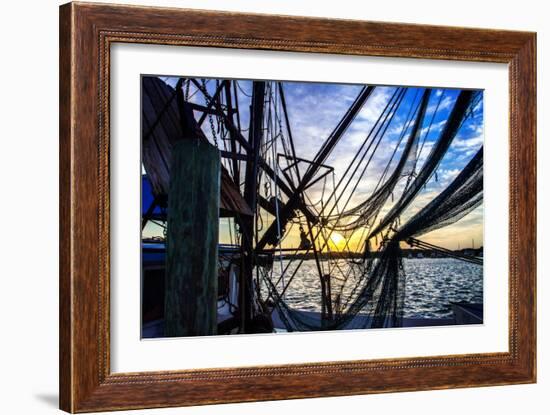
[
  {"x1": 140, "y1": 76, "x2": 484, "y2": 338},
  {"x1": 46, "y1": 1, "x2": 539, "y2": 412}
]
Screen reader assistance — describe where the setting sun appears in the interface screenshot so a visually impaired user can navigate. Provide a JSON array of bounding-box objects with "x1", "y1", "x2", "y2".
[{"x1": 329, "y1": 232, "x2": 347, "y2": 250}]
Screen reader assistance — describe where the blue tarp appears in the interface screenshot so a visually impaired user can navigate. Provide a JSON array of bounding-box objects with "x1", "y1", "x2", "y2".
[{"x1": 142, "y1": 175, "x2": 165, "y2": 220}]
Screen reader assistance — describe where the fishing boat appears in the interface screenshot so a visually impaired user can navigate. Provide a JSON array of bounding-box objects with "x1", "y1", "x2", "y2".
[
  {"x1": 141, "y1": 237, "x2": 468, "y2": 337},
  {"x1": 141, "y1": 76, "x2": 484, "y2": 337}
]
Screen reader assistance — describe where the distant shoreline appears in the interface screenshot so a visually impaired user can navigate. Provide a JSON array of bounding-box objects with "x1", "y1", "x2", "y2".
[
  {"x1": 271, "y1": 247, "x2": 483, "y2": 261},
  {"x1": 142, "y1": 238, "x2": 482, "y2": 261}
]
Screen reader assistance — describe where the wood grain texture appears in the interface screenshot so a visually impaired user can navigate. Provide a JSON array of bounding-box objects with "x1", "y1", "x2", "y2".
[
  {"x1": 59, "y1": 2, "x2": 537, "y2": 412},
  {"x1": 59, "y1": 3, "x2": 73, "y2": 411},
  {"x1": 141, "y1": 76, "x2": 253, "y2": 217},
  {"x1": 165, "y1": 140, "x2": 220, "y2": 337}
]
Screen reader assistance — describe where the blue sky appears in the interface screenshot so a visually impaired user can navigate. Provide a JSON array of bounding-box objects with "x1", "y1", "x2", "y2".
[{"x1": 144, "y1": 77, "x2": 484, "y2": 251}]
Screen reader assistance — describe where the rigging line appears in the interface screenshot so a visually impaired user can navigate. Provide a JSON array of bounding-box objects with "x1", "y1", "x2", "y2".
[
  {"x1": 277, "y1": 82, "x2": 326, "y2": 280},
  {"x1": 232, "y1": 80, "x2": 243, "y2": 135},
  {"x1": 338, "y1": 262, "x2": 369, "y2": 311},
  {"x1": 367, "y1": 90, "x2": 475, "y2": 241},
  {"x1": 270, "y1": 97, "x2": 287, "y2": 298},
  {"x1": 235, "y1": 80, "x2": 252, "y2": 97},
  {"x1": 418, "y1": 93, "x2": 480, "y2": 191},
  {"x1": 330, "y1": 89, "x2": 419, "y2": 224},
  {"x1": 143, "y1": 77, "x2": 199, "y2": 145},
  {"x1": 329, "y1": 171, "x2": 341, "y2": 227},
  {"x1": 260, "y1": 268, "x2": 296, "y2": 331},
  {"x1": 319, "y1": 88, "x2": 403, "y2": 218},
  {"x1": 272, "y1": 91, "x2": 414, "y2": 314},
  {"x1": 296, "y1": 169, "x2": 331, "y2": 213},
  {"x1": 339, "y1": 258, "x2": 372, "y2": 312},
  {"x1": 339, "y1": 90, "x2": 422, "y2": 232},
  {"x1": 218, "y1": 85, "x2": 234, "y2": 173},
  {"x1": 275, "y1": 84, "x2": 298, "y2": 187},
  {"x1": 228, "y1": 217, "x2": 234, "y2": 246},
  {"x1": 457, "y1": 90, "x2": 482, "y2": 130},
  {"x1": 334, "y1": 87, "x2": 423, "y2": 223},
  {"x1": 327, "y1": 89, "x2": 431, "y2": 307},
  {"x1": 276, "y1": 177, "x2": 367, "y2": 302},
  {"x1": 310, "y1": 87, "x2": 369, "y2": 168},
  {"x1": 374, "y1": 88, "x2": 422, "y2": 190},
  {"x1": 278, "y1": 82, "x2": 315, "y2": 206},
  {"x1": 272, "y1": 88, "x2": 403, "y2": 298},
  {"x1": 224, "y1": 81, "x2": 240, "y2": 184},
  {"x1": 184, "y1": 78, "x2": 210, "y2": 101},
  {"x1": 407, "y1": 238, "x2": 483, "y2": 265},
  {"x1": 268, "y1": 83, "x2": 327, "y2": 282},
  {"x1": 330, "y1": 223, "x2": 371, "y2": 283},
  {"x1": 415, "y1": 89, "x2": 445, "y2": 171},
  {"x1": 318, "y1": 88, "x2": 408, "y2": 247},
  {"x1": 394, "y1": 146, "x2": 483, "y2": 241},
  {"x1": 305, "y1": 86, "x2": 376, "y2": 183},
  {"x1": 400, "y1": 89, "x2": 446, "y2": 197},
  {"x1": 255, "y1": 86, "x2": 377, "y2": 254},
  {"x1": 150, "y1": 77, "x2": 187, "y2": 140},
  {"x1": 325, "y1": 89, "x2": 413, "y2": 275},
  {"x1": 334, "y1": 130, "x2": 422, "y2": 237},
  {"x1": 329, "y1": 88, "x2": 412, "y2": 227},
  {"x1": 190, "y1": 79, "x2": 253, "y2": 154},
  {"x1": 184, "y1": 78, "x2": 191, "y2": 100},
  {"x1": 328, "y1": 251, "x2": 352, "y2": 282}
]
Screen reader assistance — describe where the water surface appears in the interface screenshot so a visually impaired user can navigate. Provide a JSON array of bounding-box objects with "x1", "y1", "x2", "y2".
[{"x1": 265, "y1": 258, "x2": 483, "y2": 319}]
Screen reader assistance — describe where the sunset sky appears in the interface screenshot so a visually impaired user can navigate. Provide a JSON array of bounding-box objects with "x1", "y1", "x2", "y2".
[{"x1": 143, "y1": 78, "x2": 483, "y2": 252}]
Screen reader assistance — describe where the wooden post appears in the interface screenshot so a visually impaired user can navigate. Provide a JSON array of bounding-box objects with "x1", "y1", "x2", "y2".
[{"x1": 164, "y1": 139, "x2": 220, "y2": 337}]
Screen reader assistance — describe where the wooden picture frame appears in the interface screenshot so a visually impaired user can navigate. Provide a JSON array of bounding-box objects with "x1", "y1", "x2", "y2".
[{"x1": 59, "y1": 2, "x2": 536, "y2": 412}]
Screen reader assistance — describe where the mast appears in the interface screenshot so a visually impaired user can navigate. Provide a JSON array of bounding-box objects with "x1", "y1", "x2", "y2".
[
  {"x1": 240, "y1": 81, "x2": 266, "y2": 332},
  {"x1": 278, "y1": 82, "x2": 332, "y2": 322},
  {"x1": 224, "y1": 81, "x2": 240, "y2": 185}
]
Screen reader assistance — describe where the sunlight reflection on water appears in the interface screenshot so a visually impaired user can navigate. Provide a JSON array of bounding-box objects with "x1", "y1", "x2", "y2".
[{"x1": 265, "y1": 258, "x2": 483, "y2": 318}]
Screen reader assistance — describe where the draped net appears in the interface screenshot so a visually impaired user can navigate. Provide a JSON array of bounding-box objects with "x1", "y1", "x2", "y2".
[{"x1": 262, "y1": 90, "x2": 483, "y2": 331}]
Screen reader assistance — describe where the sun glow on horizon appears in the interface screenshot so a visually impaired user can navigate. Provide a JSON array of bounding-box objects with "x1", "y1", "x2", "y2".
[{"x1": 329, "y1": 232, "x2": 347, "y2": 251}]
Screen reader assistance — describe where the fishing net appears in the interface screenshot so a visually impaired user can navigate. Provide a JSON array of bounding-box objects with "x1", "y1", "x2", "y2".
[
  {"x1": 143, "y1": 77, "x2": 483, "y2": 334},
  {"x1": 330, "y1": 89, "x2": 432, "y2": 232},
  {"x1": 367, "y1": 90, "x2": 476, "y2": 240},
  {"x1": 264, "y1": 90, "x2": 482, "y2": 331}
]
